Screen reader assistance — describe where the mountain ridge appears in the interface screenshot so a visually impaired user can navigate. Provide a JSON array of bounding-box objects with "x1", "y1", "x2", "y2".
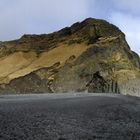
[{"x1": 0, "y1": 18, "x2": 140, "y2": 95}]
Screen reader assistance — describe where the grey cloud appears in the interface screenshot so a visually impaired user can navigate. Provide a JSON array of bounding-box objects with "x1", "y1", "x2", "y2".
[
  {"x1": 112, "y1": 0, "x2": 140, "y2": 15},
  {"x1": 109, "y1": 12, "x2": 140, "y2": 55},
  {"x1": 0, "y1": 0, "x2": 89, "y2": 41}
]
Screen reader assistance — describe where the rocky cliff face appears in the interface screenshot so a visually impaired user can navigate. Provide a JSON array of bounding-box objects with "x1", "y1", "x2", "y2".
[{"x1": 0, "y1": 18, "x2": 140, "y2": 95}]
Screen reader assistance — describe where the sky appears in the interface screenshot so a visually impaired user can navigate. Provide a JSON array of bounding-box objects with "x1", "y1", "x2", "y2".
[{"x1": 0, "y1": 0, "x2": 140, "y2": 55}]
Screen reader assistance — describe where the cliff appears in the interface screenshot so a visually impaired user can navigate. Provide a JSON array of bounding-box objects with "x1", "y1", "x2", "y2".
[{"x1": 0, "y1": 18, "x2": 140, "y2": 95}]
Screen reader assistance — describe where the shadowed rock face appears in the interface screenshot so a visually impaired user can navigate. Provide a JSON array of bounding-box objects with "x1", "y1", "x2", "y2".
[
  {"x1": 0, "y1": 18, "x2": 140, "y2": 95},
  {"x1": 85, "y1": 71, "x2": 120, "y2": 94}
]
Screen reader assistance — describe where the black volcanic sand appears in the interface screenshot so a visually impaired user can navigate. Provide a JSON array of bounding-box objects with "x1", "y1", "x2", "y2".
[{"x1": 0, "y1": 93, "x2": 140, "y2": 140}]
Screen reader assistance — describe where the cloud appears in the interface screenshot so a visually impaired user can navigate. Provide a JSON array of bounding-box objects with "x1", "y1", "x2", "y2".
[
  {"x1": 109, "y1": 12, "x2": 140, "y2": 55},
  {"x1": 112, "y1": 0, "x2": 140, "y2": 15},
  {"x1": 0, "y1": 0, "x2": 89, "y2": 41}
]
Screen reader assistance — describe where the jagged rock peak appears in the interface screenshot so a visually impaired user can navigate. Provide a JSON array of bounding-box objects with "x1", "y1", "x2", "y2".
[{"x1": 18, "y1": 18, "x2": 124, "y2": 41}]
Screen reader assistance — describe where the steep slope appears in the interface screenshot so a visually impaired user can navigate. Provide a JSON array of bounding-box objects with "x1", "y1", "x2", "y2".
[{"x1": 0, "y1": 18, "x2": 140, "y2": 95}]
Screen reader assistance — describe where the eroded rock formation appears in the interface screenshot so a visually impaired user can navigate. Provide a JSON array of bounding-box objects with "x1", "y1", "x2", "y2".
[{"x1": 0, "y1": 18, "x2": 140, "y2": 95}]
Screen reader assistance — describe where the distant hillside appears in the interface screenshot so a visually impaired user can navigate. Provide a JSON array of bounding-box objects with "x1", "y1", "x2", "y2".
[{"x1": 0, "y1": 18, "x2": 140, "y2": 95}]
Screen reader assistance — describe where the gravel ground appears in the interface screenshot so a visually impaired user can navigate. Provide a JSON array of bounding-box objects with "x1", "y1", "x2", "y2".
[{"x1": 0, "y1": 93, "x2": 140, "y2": 140}]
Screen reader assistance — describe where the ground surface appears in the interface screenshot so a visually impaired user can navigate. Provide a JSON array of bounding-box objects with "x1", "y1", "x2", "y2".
[{"x1": 0, "y1": 93, "x2": 140, "y2": 140}]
